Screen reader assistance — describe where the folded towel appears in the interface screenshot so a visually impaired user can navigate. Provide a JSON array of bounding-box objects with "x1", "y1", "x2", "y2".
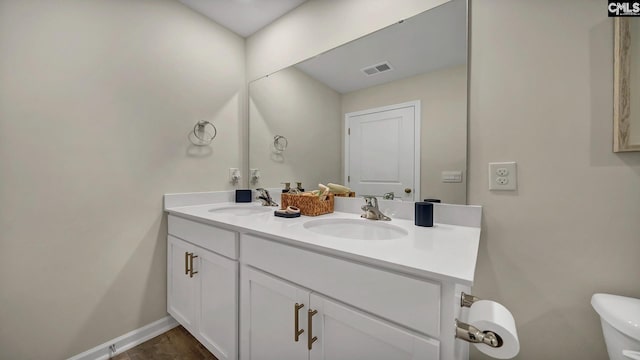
[
  {"x1": 327, "y1": 183, "x2": 351, "y2": 194},
  {"x1": 318, "y1": 184, "x2": 330, "y2": 201}
]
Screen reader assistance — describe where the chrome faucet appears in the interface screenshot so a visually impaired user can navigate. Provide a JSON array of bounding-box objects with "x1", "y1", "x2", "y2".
[
  {"x1": 256, "y1": 188, "x2": 278, "y2": 207},
  {"x1": 361, "y1": 196, "x2": 391, "y2": 221}
]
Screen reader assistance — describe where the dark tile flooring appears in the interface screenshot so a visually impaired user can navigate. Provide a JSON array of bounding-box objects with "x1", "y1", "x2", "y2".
[{"x1": 111, "y1": 326, "x2": 217, "y2": 360}]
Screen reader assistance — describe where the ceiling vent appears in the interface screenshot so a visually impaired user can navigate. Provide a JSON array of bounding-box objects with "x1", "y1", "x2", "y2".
[{"x1": 361, "y1": 61, "x2": 394, "y2": 76}]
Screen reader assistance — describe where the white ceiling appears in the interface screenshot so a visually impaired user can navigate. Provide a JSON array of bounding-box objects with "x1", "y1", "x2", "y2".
[
  {"x1": 178, "y1": 0, "x2": 307, "y2": 37},
  {"x1": 294, "y1": 0, "x2": 466, "y2": 94}
]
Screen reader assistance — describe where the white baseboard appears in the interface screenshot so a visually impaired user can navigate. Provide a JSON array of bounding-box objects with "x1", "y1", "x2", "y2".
[{"x1": 67, "y1": 316, "x2": 179, "y2": 360}]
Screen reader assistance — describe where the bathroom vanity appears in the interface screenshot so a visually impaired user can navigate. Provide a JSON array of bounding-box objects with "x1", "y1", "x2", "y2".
[{"x1": 164, "y1": 192, "x2": 481, "y2": 360}]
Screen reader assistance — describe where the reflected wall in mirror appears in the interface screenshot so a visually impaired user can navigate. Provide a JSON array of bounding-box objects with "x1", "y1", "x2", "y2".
[
  {"x1": 614, "y1": 17, "x2": 640, "y2": 152},
  {"x1": 249, "y1": 0, "x2": 468, "y2": 204}
]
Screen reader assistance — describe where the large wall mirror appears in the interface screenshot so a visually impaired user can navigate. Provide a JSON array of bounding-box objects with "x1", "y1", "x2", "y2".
[
  {"x1": 249, "y1": 0, "x2": 468, "y2": 204},
  {"x1": 614, "y1": 17, "x2": 640, "y2": 152}
]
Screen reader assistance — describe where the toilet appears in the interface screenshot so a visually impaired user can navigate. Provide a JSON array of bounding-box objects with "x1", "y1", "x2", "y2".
[{"x1": 592, "y1": 293, "x2": 640, "y2": 360}]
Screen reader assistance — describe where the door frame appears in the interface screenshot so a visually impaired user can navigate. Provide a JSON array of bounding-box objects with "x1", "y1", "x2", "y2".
[{"x1": 344, "y1": 100, "x2": 421, "y2": 201}]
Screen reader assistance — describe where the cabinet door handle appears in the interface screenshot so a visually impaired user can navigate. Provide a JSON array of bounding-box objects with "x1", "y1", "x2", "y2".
[
  {"x1": 189, "y1": 253, "x2": 198, "y2": 278},
  {"x1": 184, "y1": 251, "x2": 190, "y2": 275},
  {"x1": 294, "y1": 303, "x2": 305, "y2": 342},
  {"x1": 307, "y1": 309, "x2": 318, "y2": 350}
]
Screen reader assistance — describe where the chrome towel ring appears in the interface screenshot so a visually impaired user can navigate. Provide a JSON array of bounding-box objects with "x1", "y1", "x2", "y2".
[
  {"x1": 274, "y1": 135, "x2": 288, "y2": 152},
  {"x1": 190, "y1": 120, "x2": 217, "y2": 146}
]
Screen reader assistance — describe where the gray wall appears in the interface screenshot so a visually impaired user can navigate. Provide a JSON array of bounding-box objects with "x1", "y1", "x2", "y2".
[
  {"x1": 0, "y1": 1, "x2": 245, "y2": 358},
  {"x1": 469, "y1": 0, "x2": 640, "y2": 358}
]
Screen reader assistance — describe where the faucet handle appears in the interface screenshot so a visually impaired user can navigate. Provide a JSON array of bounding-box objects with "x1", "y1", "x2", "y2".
[
  {"x1": 362, "y1": 195, "x2": 378, "y2": 207},
  {"x1": 255, "y1": 187, "x2": 268, "y2": 199},
  {"x1": 255, "y1": 188, "x2": 278, "y2": 206}
]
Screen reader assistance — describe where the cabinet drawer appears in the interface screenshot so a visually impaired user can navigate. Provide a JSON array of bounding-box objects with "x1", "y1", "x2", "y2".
[
  {"x1": 242, "y1": 234, "x2": 441, "y2": 337},
  {"x1": 169, "y1": 215, "x2": 238, "y2": 259}
]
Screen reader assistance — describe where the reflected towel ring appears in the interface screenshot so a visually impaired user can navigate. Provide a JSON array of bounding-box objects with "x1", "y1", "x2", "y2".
[
  {"x1": 274, "y1": 135, "x2": 288, "y2": 152},
  {"x1": 191, "y1": 120, "x2": 217, "y2": 146}
]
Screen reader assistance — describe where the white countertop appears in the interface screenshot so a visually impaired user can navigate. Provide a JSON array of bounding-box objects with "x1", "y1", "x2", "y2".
[{"x1": 166, "y1": 201, "x2": 481, "y2": 285}]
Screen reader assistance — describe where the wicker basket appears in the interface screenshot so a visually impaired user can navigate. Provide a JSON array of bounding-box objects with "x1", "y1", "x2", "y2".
[
  {"x1": 333, "y1": 192, "x2": 356, "y2": 198},
  {"x1": 281, "y1": 193, "x2": 334, "y2": 216}
]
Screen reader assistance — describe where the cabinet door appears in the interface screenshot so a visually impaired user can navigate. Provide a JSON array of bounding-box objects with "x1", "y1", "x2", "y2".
[
  {"x1": 240, "y1": 266, "x2": 309, "y2": 360},
  {"x1": 167, "y1": 235, "x2": 196, "y2": 331},
  {"x1": 196, "y1": 248, "x2": 238, "y2": 360},
  {"x1": 308, "y1": 293, "x2": 440, "y2": 360}
]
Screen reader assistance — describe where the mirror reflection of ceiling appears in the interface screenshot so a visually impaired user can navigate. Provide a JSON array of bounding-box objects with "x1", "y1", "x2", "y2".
[{"x1": 294, "y1": 0, "x2": 466, "y2": 94}]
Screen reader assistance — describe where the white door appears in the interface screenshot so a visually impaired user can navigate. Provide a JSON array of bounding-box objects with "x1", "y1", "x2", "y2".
[
  {"x1": 196, "y1": 247, "x2": 238, "y2": 360},
  {"x1": 167, "y1": 236, "x2": 196, "y2": 331},
  {"x1": 345, "y1": 101, "x2": 420, "y2": 201},
  {"x1": 240, "y1": 266, "x2": 309, "y2": 360},
  {"x1": 308, "y1": 293, "x2": 440, "y2": 360}
]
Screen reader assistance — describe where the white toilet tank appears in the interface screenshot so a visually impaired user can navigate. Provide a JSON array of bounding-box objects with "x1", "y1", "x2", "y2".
[{"x1": 592, "y1": 293, "x2": 640, "y2": 360}]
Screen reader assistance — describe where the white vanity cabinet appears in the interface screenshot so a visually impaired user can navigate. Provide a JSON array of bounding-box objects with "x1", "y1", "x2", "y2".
[
  {"x1": 167, "y1": 215, "x2": 239, "y2": 360},
  {"x1": 240, "y1": 266, "x2": 309, "y2": 360},
  {"x1": 240, "y1": 233, "x2": 446, "y2": 360},
  {"x1": 241, "y1": 266, "x2": 439, "y2": 360},
  {"x1": 167, "y1": 235, "x2": 197, "y2": 330},
  {"x1": 165, "y1": 201, "x2": 480, "y2": 360}
]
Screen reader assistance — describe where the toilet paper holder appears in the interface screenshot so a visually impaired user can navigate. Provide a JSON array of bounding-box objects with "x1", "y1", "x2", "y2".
[
  {"x1": 460, "y1": 292, "x2": 481, "y2": 308},
  {"x1": 455, "y1": 292, "x2": 504, "y2": 348}
]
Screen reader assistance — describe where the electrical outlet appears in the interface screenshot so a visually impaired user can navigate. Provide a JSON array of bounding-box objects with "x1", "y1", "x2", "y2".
[
  {"x1": 496, "y1": 167, "x2": 509, "y2": 177},
  {"x1": 489, "y1": 162, "x2": 517, "y2": 190},
  {"x1": 229, "y1": 168, "x2": 241, "y2": 184},
  {"x1": 250, "y1": 169, "x2": 260, "y2": 184}
]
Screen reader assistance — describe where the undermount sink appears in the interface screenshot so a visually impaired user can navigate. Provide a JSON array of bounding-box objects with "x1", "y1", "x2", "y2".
[
  {"x1": 303, "y1": 218, "x2": 408, "y2": 240},
  {"x1": 208, "y1": 205, "x2": 271, "y2": 216}
]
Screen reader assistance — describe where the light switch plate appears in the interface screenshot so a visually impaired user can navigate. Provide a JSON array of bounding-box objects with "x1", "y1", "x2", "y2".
[
  {"x1": 489, "y1": 162, "x2": 517, "y2": 190},
  {"x1": 441, "y1": 171, "x2": 463, "y2": 183}
]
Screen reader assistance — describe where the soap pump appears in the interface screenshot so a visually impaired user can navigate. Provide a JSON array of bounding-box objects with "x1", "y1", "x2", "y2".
[
  {"x1": 281, "y1": 182, "x2": 291, "y2": 193},
  {"x1": 296, "y1": 181, "x2": 304, "y2": 192}
]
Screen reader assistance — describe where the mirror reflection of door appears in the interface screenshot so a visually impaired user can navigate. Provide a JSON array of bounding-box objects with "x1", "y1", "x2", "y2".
[{"x1": 345, "y1": 101, "x2": 420, "y2": 201}]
